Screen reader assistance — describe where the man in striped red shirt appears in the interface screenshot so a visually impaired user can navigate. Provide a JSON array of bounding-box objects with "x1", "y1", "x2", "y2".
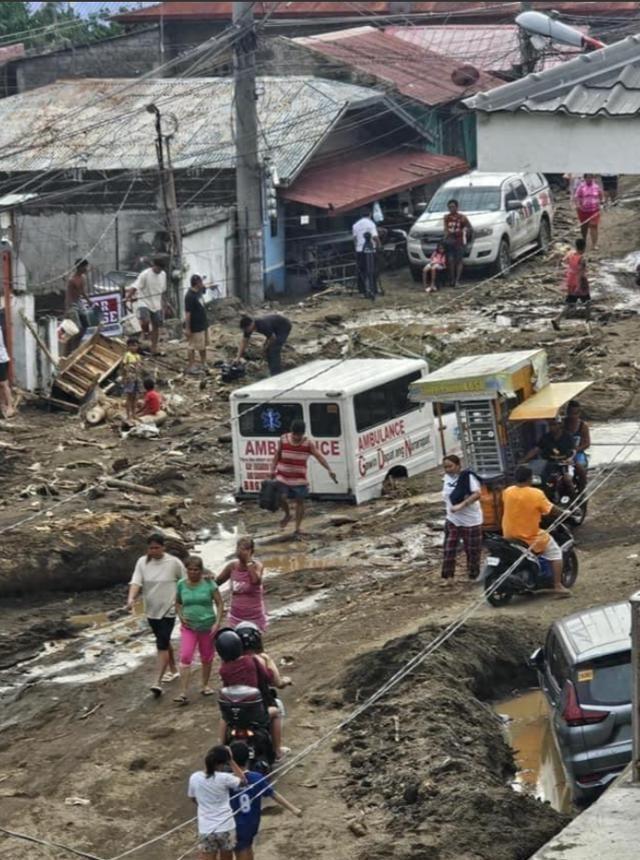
[{"x1": 270, "y1": 419, "x2": 337, "y2": 536}]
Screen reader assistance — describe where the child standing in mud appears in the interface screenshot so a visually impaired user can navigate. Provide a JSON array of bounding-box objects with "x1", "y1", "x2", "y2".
[
  {"x1": 552, "y1": 238, "x2": 591, "y2": 331},
  {"x1": 121, "y1": 336, "x2": 142, "y2": 422},
  {"x1": 188, "y1": 745, "x2": 246, "y2": 860}
]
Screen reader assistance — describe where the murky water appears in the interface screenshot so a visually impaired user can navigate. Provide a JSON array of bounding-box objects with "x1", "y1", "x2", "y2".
[{"x1": 496, "y1": 689, "x2": 571, "y2": 814}]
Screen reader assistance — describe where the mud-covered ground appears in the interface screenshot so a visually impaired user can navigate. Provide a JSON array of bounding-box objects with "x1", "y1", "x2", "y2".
[{"x1": 2, "y1": 186, "x2": 640, "y2": 859}]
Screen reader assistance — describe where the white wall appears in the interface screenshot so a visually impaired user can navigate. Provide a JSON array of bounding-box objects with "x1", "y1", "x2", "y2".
[
  {"x1": 182, "y1": 220, "x2": 233, "y2": 299},
  {"x1": 476, "y1": 113, "x2": 640, "y2": 174}
]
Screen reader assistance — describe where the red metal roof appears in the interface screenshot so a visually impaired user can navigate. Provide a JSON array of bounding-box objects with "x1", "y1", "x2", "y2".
[
  {"x1": 115, "y1": 2, "x2": 640, "y2": 23},
  {"x1": 389, "y1": 25, "x2": 582, "y2": 75},
  {"x1": 293, "y1": 27, "x2": 498, "y2": 106},
  {"x1": 0, "y1": 43, "x2": 25, "y2": 67},
  {"x1": 280, "y1": 149, "x2": 467, "y2": 214}
]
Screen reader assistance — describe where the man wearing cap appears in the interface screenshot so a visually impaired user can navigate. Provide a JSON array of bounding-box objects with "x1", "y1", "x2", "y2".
[{"x1": 184, "y1": 274, "x2": 208, "y2": 374}]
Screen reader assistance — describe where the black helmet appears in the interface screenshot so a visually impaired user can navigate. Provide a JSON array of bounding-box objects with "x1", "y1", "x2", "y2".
[
  {"x1": 235, "y1": 621, "x2": 263, "y2": 652},
  {"x1": 215, "y1": 628, "x2": 243, "y2": 662}
]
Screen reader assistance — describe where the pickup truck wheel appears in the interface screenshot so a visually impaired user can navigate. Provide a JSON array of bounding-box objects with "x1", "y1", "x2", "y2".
[
  {"x1": 492, "y1": 238, "x2": 511, "y2": 277},
  {"x1": 409, "y1": 264, "x2": 423, "y2": 283},
  {"x1": 537, "y1": 217, "x2": 552, "y2": 253}
]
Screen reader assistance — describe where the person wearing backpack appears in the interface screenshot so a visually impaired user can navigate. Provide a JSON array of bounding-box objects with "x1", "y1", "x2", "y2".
[{"x1": 441, "y1": 454, "x2": 483, "y2": 584}]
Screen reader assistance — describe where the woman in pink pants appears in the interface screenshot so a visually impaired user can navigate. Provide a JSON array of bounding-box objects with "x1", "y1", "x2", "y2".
[{"x1": 174, "y1": 556, "x2": 225, "y2": 704}]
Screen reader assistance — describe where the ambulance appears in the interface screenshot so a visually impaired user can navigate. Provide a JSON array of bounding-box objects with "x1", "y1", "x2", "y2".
[{"x1": 230, "y1": 358, "x2": 459, "y2": 504}]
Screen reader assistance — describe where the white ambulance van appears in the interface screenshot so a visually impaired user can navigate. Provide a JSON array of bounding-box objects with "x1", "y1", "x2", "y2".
[{"x1": 230, "y1": 358, "x2": 459, "y2": 505}]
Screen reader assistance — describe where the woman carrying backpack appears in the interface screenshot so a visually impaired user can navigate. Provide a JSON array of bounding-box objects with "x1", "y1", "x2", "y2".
[{"x1": 441, "y1": 454, "x2": 483, "y2": 584}]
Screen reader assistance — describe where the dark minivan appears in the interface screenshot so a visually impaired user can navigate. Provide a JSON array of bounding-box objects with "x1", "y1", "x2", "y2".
[{"x1": 531, "y1": 602, "x2": 631, "y2": 803}]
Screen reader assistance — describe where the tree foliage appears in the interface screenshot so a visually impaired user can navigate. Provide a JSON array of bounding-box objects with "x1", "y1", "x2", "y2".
[{"x1": 0, "y1": 2, "x2": 129, "y2": 52}]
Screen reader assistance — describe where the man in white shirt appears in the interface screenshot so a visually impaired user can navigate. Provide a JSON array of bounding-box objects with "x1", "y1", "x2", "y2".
[
  {"x1": 127, "y1": 532, "x2": 186, "y2": 696},
  {"x1": 129, "y1": 257, "x2": 167, "y2": 354},
  {"x1": 352, "y1": 209, "x2": 380, "y2": 295}
]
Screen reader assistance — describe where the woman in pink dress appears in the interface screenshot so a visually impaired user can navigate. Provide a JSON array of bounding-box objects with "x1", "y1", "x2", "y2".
[{"x1": 216, "y1": 536, "x2": 268, "y2": 631}]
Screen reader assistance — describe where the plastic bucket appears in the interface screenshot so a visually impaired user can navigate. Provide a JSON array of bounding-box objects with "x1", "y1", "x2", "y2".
[{"x1": 121, "y1": 313, "x2": 141, "y2": 335}]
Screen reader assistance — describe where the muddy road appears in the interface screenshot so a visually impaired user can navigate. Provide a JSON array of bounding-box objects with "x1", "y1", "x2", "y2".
[{"x1": 2, "y1": 186, "x2": 640, "y2": 859}]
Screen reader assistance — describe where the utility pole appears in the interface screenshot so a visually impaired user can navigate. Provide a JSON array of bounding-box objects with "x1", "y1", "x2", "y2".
[
  {"x1": 519, "y1": 1, "x2": 538, "y2": 75},
  {"x1": 147, "y1": 103, "x2": 183, "y2": 315},
  {"x1": 233, "y1": 1, "x2": 264, "y2": 305},
  {"x1": 632, "y1": 590, "x2": 640, "y2": 783}
]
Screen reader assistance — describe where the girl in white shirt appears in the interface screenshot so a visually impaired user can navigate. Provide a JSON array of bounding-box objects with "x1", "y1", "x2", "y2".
[{"x1": 188, "y1": 745, "x2": 246, "y2": 859}]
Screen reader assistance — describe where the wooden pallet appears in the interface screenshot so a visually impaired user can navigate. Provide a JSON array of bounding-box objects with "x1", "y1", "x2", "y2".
[{"x1": 52, "y1": 331, "x2": 125, "y2": 405}]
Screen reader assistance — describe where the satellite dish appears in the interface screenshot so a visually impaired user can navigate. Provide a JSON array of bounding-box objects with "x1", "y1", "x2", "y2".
[{"x1": 451, "y1": 64, "x2": 480, "y2": 87}]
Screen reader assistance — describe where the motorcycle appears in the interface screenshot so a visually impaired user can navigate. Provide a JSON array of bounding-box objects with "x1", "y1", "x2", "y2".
[
  {"x1": 377, "y1": 226, "x2": 408, "y2": 271},
  {"x1": 218, "y1": 685, "x2": 275, "y2": 773},
  {"x1": 540, "y1": 460, "x2": 587, "y2": 527},
  {"x1": 481, "y1": 521, "x2": 578, "y2": 607}
]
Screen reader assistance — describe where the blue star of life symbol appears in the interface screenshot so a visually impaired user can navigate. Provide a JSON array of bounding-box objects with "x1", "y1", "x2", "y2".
[{"x1": 261, "y1": 408, "x2": 282, "y2": 432}]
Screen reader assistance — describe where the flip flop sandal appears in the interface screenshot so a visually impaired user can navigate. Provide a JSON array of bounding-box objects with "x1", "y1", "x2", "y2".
[
  {"x1": 173, "y1": 694, "x2": 189, "y2": 705},
  {"x1": 201, "y1": 688, "x2": 215, "y2": 697}
]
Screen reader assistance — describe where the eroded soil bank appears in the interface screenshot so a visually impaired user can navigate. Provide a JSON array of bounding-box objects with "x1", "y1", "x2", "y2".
[{"x1": 338, "y1": 622, "x2": 567, "y2": 860}]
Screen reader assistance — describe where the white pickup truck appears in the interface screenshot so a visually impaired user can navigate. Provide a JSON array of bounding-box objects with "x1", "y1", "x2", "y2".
[{"x1": 407, "y1": 171, "x2": 554, "y2": 279}]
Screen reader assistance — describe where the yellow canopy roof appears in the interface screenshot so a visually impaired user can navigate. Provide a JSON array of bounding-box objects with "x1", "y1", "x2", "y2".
[{"x1": 509, "y1": 381, "x2": 592, "y2": 421}]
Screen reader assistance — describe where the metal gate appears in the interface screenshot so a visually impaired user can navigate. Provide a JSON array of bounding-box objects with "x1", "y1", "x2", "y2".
[{"x1": 456, "y1": 399, "x2": 504, "y2": 478}]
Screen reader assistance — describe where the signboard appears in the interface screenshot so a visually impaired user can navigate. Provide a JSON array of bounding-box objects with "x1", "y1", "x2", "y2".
[{"x1": 88, "y1": 291, "x2": 123, "y2": 337}]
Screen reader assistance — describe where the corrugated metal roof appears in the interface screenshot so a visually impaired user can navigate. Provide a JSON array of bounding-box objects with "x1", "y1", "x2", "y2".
[
  {"x1": 280, "y1": 149, "x2": 467, "y2": 213},
  {"x1": 388, "y1": 25, "x2": 582, "y2": 75},
  {"x1": 0, "y1": 76, "x2": 383, "y2": 182},
  {"x1": 465, "y1": 34, "x2": 640, "y2": 116},
  {"x1": 114, "y1": 2, "x2": 640, "y2": 23},
  {"x1": 0, "y1": 43, "x2": 25, "y2": 67},
  {"x1": 292, "y1": 27, "x2": 497, "y2": 107}
]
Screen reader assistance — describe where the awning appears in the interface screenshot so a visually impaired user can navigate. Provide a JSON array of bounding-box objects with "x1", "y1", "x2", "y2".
[
  {"x1": 280, "y1": 150, "x2": 468, "y2": 215},
  {"x1": 508, "y1": 382, "x2": 592, "y2": 421}
]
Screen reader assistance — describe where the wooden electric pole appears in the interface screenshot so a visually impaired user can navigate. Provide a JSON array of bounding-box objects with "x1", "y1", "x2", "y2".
[{"x1": 233, "y1": 1, "x2": 264, "y2": 304}]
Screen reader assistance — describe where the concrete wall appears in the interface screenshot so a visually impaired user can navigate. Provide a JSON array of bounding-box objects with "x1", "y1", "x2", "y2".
[
  {"x1": 182, "y1": 219, "x2": 234, "y2": 299},
  {"x1": 475, "y1": 112, "x2": 639, "y2": 173},
  {"x1": 12, "y1": 204, "x2": 216, "y2": 296},
  {"x1": 12, "y1": 26, "x2": 161, "y2": 94}
]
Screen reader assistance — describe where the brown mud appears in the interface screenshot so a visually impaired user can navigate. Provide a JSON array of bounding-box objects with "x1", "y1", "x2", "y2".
[{"x1": 2, "y1": 185, "x2": 640, "y2": 858}]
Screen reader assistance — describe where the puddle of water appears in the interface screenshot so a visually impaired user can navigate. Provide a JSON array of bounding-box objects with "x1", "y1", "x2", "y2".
[
  {"x1": 597, "y1": 255, "x2": 640, "y2": 310},
  {"x1": 195, "y1": 523, "x2": 240, "y2": 571},
  {"x1": 589, "y1": 421, "x2": 640, "y2": 467},
  {"x1": 496, "y1": 689, "x2": 571, "y2": 814},
  {"x1": 269, "y1": 591, "x2": 329, "y2": 619}
]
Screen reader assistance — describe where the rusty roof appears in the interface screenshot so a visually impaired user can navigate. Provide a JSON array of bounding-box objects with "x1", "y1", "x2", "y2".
[
  {"x1": 114, "y1": 2, "x2": 640, "y2": 23},
  {"x1": 388, "y1": 25, "x2": 582, "y2": 75},
  {"x1": 0, "y1": 76, "x2": 386, "y2": 182},
  {"x1": 280, "y1": 149, "x2": 467, "y2": 214},
  {"x1": 0, "y1": 43, "x2": 25, "y2": 67},
  {"x1": 292, "y1": 26, "x2": 498, "y2": 106}
]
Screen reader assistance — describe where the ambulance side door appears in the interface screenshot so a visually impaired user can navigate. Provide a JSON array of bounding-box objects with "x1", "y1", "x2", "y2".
[{"x1": 307, "y1": 401, "x2": 348, "y2": 494}]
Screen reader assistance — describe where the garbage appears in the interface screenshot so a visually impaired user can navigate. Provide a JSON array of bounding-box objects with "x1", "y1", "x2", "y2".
[
  {"x1": 121, "y1": 423, "x2": 160, "y2": 440},
  {"x1": 65, "y1": 796, "x2": 91, "y2": 806}
]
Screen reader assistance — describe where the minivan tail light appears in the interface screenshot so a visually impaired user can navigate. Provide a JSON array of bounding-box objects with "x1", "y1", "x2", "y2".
[{"x1": 562, "y1": 681, "x2": 609, "y2": 727}]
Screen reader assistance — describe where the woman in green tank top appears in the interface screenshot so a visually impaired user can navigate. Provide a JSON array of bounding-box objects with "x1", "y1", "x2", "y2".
[{"x1": 174, "y1": 555, "x2": 225, "y2": 704}]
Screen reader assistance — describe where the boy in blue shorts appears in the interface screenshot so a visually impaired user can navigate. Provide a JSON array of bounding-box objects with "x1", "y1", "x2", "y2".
[{"x1": 230, "y1": 741, "x2": 302, "y2": 859}]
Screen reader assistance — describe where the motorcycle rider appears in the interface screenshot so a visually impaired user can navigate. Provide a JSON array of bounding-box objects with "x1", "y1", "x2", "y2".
[
  {"x1": 236, "y1": 622, "x2": 291, "y2": 760},
  {"x1": 522, "y1": 418, "x2": 576, "y2": 492},
  {"x1": 502, "y1": 465, "x2": 571, "y2": 596},
  {"x1": 215, "y1": 628, "x2": 284, "y2": 759}
]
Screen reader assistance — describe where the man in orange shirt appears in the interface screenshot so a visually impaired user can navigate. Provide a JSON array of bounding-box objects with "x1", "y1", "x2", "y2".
[{"x1": 502, "y1": 466, "x2": 571, "y2": 596}]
